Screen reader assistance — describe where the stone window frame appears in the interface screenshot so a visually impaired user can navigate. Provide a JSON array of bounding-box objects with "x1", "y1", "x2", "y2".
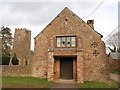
[{"x1": 56, "y1": 35, "x2": 76, "y2": 48}]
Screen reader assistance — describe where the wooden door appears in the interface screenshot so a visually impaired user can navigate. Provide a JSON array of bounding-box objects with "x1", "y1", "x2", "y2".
[{"x1": 60, "y1": 58, "x2": 73, "y2": 79}]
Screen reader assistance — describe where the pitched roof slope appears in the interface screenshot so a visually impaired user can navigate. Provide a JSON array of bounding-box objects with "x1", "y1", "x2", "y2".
[{"x1": 35, "y1": 7, "x2": 102, "y2": 39}]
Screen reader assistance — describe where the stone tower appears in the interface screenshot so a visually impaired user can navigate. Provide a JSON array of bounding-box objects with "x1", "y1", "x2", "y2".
[{"x1": 10, "y1": 28, "x2": 31, "y2": 65}]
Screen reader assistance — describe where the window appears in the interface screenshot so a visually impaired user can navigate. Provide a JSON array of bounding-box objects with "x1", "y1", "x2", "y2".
[
  {"x1": 66, "y1": 37, "x2": 71, "y2": 47},
  {"x1": 71, "y1": 37, "x2": 76, "y2": 47},
  {"x1": 19, "y1": 34, "x2": 21, "y2": 39},
  {"x1": 61, "y1": 37, "x2": 66, "y2": 47},
  {"x1": 56, "y1": 37, "x2": 61, "y2": 47},
  {"x1": 56, "y1": 36, "x2": 76, "y2": 47}
]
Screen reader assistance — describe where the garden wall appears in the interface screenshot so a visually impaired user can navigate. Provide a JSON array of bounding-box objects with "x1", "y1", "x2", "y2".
[
  {"x1": 2, "y1": 65, "x2": 32, "y2": 76},
  {"x1": 109, "y1": 56, "x2": 120, "y2": 71}
]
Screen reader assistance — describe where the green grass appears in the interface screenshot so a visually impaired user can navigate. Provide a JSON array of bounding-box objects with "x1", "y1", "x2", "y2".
[
  {"x1": 2, "y1": 76, "x2": 119, "y2": 88},
  {"x1": 2, "y1": 76, "x2": 53, "y2": 88},
  {"x1": 111, "y1": 70, "x2": 120, "y2": 74},
  {"x1": 77, "y1": 81, "x2": 118, "y2": 88}
]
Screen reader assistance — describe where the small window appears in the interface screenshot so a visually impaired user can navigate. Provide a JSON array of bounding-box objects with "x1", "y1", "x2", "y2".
[
  {"x1": 19, "y1": 34, "x2": 21, "y2": 39},
  {"x1": 71, "y1": 37, "x2": 76, "y2": 47},
  {"x1": 65, "y1": 19, "x2": 68, "y2": 21},
  {"x1": 56, "y1": 36, "x2": 76, "y2": 47},
  {"x1": 25, "y1": 60, "x2": 28, "y2": 65},
  {"x1": 61, "y1": 37, "x2": 66, "y2": 47},
  {"x1": 66, "y1": 37, "x2": 71, "y2": 47},
  {"x1": 57, "y1": 37, "x2": 61, "y2": 47}
]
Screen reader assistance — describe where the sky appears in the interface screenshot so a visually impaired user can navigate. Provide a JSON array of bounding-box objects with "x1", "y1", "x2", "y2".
[{"x1": 0, "y1": 0, "x2": 119, "y2": 51}]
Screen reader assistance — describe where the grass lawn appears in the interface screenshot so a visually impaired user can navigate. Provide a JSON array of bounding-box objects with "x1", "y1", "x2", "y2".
[
  {"x1": 2, "y1": 76, "x2": 119, "y2": 88},
  {"x1": 77, "y1": 81, "x2": 118, "y2": 88},
  {"x1": 2, "y1": 76, "x2": 53, "y2": 88}
]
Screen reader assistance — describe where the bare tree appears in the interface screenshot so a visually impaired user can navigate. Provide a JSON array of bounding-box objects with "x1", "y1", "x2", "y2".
[{"x1": 106, "y1": 31, "x2": 120, "y2": 52}]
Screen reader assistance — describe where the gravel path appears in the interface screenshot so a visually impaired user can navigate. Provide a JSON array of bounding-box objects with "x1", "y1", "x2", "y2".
[
  {"x1": 110, "y1": 73, "x2": 120, "y2": 83},
  {"x1": 51, "y1": 80, "x2": 79, "y2": 90},
  {"x1": 51, "y1": 74, "x2": 120, "y2": 90}
]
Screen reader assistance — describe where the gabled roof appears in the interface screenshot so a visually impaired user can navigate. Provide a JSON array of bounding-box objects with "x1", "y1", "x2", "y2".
[{"x1": 34, "y1": 7, "x2": 103, "y2": 39}]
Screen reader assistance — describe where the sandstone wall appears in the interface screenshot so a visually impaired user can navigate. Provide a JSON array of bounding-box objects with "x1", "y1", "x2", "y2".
[
  {"x1": 109, "y1": 56, "x2": 120, "y2": 71},
  {"x1": 2, "y1": 65, "x2": 32, "y2": 76}
]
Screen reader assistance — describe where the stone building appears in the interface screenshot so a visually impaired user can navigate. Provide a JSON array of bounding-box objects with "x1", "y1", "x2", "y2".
[
  {"x1": 9, "y1": 28, "x2": 31, "y2": 65},
  {"x1": 108, "y1": 52, "x2": 120, "y2": 71},
  {"x1": 33, "y1": 7, "x2": 110, "y2": 83}
]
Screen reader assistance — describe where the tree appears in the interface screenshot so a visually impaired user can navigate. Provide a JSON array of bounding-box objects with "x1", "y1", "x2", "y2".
[
  {"x1": 0, "y1": 26, "x2": 13, "y2": 65},
  {"x1": 12, "y1": 53, "x2": 19, "y2": 65},
  {"x1": 106, "y1": 31, "x2": 120, "y2": 52},
  {"x1": 0, "y1": 26, "x2": 13, "y2": 57}
]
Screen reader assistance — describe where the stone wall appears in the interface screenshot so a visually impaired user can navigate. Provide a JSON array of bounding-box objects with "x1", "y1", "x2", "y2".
[
  {"x1": 109, "y1": 56, "x2": 120, "y2": 71},
  {"x1": 2, "y1": 65, "x2": 32, "y2": 76}
]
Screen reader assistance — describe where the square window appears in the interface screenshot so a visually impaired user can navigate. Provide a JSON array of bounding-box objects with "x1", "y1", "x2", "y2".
[
  {"x1": 56, "y1": 36, "x2": 76, "y2": 47},
  {"x1": 66, "y1": 37, "x2": 71, "y2": 47},
  {"x1": 71, "y1": 37, "x2": 76, "y2": 47},
  {"x1": 56, "y1": 37, "x2": 61, "y2": 47},
  {"x1": 61, "y1": 37, "x2": 66, "y2": 47}
]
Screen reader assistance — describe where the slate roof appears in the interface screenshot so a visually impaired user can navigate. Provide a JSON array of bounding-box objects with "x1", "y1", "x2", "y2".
[{"x1": 109, "y1": 52, "x2": 120, "y2": 60}]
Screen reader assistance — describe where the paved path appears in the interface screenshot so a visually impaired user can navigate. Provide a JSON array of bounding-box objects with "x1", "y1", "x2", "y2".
[
  {"x1": 51, "y1": 80, "x2": 79, "y2": 90},
  {"x1": 110, "y1": 73, "x2": 120, "y2": 83},
  {"x1": 51, "y1": 74, "x2": 120, "y2": 90}
]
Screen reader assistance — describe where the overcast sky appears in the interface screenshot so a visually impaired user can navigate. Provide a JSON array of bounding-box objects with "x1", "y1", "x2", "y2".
[{"x1": 0, "y1": 0, "x2": 119, "y2": 50}]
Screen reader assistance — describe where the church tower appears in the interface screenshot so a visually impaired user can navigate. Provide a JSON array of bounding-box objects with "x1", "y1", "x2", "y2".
[{"x1": 10, "y1": 28, "x2": 31, "y2": 65}]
